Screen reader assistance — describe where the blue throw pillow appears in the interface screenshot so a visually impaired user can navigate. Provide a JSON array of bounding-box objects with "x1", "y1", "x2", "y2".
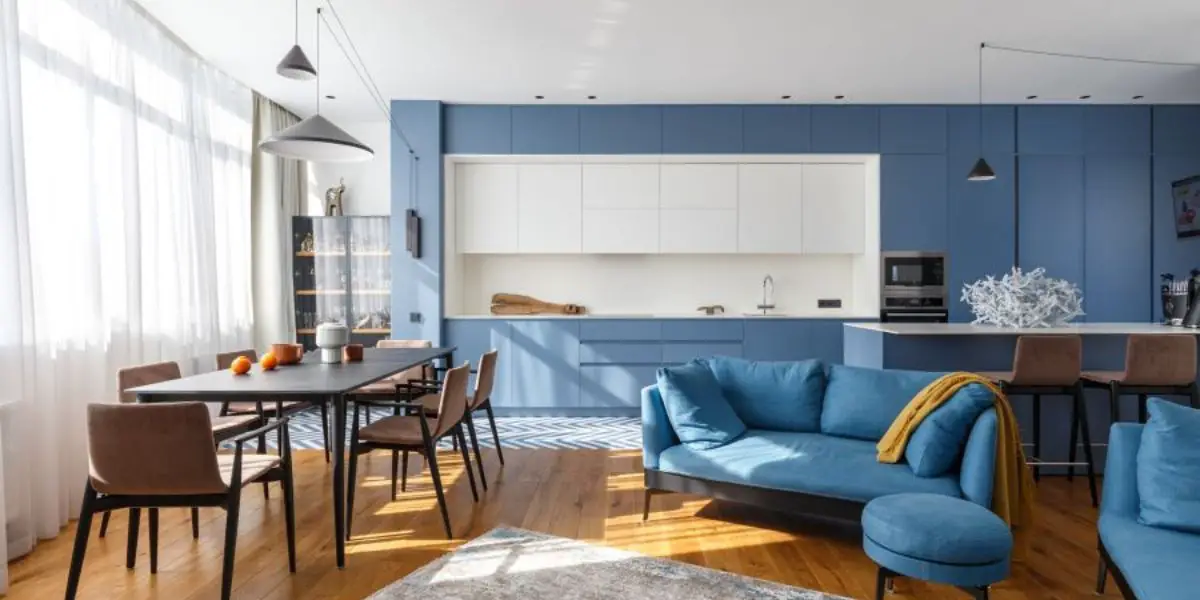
[
  {"x1": 657, "y1": 361, "x2": 747, "y2": 450},
  {"x1": 905, "y1": 383, "x2": 995, "y2": 477},
  {"x1": 821, "y1": 365, "x2": 941, "y2": 441},
  {"x1": 705, "y1": 356, "x2": 826, "y2": 432},
  {"x1": 1137, "y1": 398, "x2": 1200, "y2": 533}
]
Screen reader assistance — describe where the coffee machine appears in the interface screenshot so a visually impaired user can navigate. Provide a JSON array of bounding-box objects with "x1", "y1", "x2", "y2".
[{"x1": 1161, "y1": 270, "x2": 1200, "y2": 327}]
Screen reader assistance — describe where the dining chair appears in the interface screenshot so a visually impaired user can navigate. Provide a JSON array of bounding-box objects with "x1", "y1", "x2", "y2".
[
  {"x1": 215, "y1": 349, "x2": 315, "y2": 463},
  {"x1": 1082, "y1": 334, "x2": 1199, "y2": 423},
  {"x1": 65, "y1": 403, "x2": 296, "y2": 600},
  {"x1": 345, "y1": 363, "x2": 477, "y2": 540},
  {"x1": 403, "y1": 350, "x2": 501, "y2": 493},
  {"x1": 351, "y1": 339, "x2": 434, "y2": 426},
  {"x1": 102, "y1": 361, "x2": 261, "y2": 542}
]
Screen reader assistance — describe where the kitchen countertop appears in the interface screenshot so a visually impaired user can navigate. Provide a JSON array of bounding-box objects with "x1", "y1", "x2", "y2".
[
  {"x1": 446, "y1": 311, "x2": 876, "y2": 320},
  {"x1": 846, "y1": 322, "x2": 1200, "y2": 336}
]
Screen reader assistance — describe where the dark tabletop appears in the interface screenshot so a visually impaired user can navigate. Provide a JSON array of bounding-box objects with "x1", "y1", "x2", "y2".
[{"x1": 129, "y1": 347, "x2": 454, "y2": 397}]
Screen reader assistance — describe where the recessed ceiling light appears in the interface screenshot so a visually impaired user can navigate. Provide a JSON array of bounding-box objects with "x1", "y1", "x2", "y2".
[
  {"x1": 534, "y1": 95, "x2": 545, "y2": 100},
  {"x1": 1026, "y1": 95, "x2": 1038, "y2": 100},
  {"x1": 834, "y1": 95, "x2": 845, "y2": 100},
  {"x1": 781, "y1": 95, "x2": 792, "y2": 100},
  {"x1": 324, "y1": 94, "x2": 336, "y2": 100},
  {"x1": 1079, "y1": 94, "x2": 1092, "y2": 100},
  {"x1": 587, "y1": 95, "x2": 597, "y2": 100},
  {"x1": 1132, "y1": 95, "x2": 1145, "y2": 100}
]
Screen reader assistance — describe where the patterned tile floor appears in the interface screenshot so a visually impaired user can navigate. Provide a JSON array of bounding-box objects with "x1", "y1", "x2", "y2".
[{"x1": 248, "y1": 408, "x2": 641, "y2": 451}]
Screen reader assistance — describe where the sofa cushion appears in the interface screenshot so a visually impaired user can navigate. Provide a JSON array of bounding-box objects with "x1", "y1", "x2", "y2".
[
  {"x1": 1137, "y1": 398, "x2": 1200, "y2": 533},
  {"x1": 1100, "y1": 514, "x2": 1200, "y2": 600},
  {"x1": 657, "y1": 430, "x2": 962, "y2": 503},
  {"x1": 705, "y1": 356, "x2": 826, "y2": 432},
  {"x1": 905, "y1": 383, "x2": 996, "y2": 477},
  {"x1": 656, "y1": 361, "x2": 746, "y2": 450},
  {"x1": 821, "y1": 365, "x2": 940, "y2": 441},
  {"x1": 862, "y1": 493, "x2": 1012, "y2": 565}
]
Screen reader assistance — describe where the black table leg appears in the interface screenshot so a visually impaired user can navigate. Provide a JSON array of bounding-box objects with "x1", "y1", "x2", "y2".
[{"x1": 331, "y1": 394, "x2": 347, "y2": 569}]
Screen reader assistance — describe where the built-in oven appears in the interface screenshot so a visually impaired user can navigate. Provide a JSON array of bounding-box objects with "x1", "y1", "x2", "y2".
[{"x1": 880, "y1": 252, "x2": 949, "y2": 323}]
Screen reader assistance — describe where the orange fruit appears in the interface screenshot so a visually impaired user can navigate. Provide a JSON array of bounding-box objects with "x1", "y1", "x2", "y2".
[
  {"x1": 230, "y1": 355, "x2": 252, "y2": 375},
  {"x1": 260, "y1": 352, "x2": 278, "y2": 371}
]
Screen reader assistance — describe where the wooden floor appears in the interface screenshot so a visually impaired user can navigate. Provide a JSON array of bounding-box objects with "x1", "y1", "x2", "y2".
[{"x1": 9, "y1": 448, "x2": 1108, "y2": 599}]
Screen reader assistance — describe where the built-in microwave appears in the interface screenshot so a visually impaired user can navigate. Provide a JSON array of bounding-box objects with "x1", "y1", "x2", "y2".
[{"x1": 880, "y1": 252, "x2": 948, "y2": 323}]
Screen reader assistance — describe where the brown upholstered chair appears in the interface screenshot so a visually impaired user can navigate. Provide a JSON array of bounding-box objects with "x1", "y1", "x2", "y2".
[
  {"x1": 215, "y1": 349, "x2": 316, "y2": 461},
  {"x1": 402, "y1": 350, "x2": 502, "y2": 494},
  {"x1": 1082, "y1": 334, "x2": 1199, "y2": 423},
  {"x1": 66, "y1": 403, "x2": 295, "y2": 600},
  {"x1": 103, "y1": 361, "x2": 261, "y2": 541},
  {"x1": 976, "y1": 335, "x2": 1097, "y2": 506},
  {"x1": 346, "y1": 363, "x2": 477, "y2": 540},
  {"x1": 351, "y1": 340, "x2": 435, "y2": 426}
]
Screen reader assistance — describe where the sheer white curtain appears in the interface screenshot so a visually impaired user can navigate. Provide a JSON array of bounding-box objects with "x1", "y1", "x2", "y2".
[{"x1": 0, "y1": 0, "x2": 254, "y2": 587}]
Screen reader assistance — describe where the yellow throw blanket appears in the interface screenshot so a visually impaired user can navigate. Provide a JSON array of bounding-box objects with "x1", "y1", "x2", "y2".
[{"x1": 877, "y1": 372, "x2": 1035, "y2": 531}]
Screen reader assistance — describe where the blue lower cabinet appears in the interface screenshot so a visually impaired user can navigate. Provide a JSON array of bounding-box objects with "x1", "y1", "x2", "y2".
[
  {"x1": 809, "y1": 320, "x2": 852, "y2": 364},
  {"x1": 660, "y1": 319, "x2": 744, "y2": 341},
  {"x1": 579, "y1": 342, "x2": 662, "y2": 365},
  {"x1": 444, "y1": 319, "x2": 512, "y2": 406},
  {"x1": 508, "y1": 320, "x2": 581, "y2": 408},
  {"x1": 579, "y1": 365, "x2": 658, "y2": 409},
  {"x1": 743, "y1": 320, "x2": 810, "y2": 360},
  {"x1": 579, "y1": 319, "x2": 661, "y2": 341},
  {"x1": 662, "y1": 342, "x2": 743, "y2": 363}
]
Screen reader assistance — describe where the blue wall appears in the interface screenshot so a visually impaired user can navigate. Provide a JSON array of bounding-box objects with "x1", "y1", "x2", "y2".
[{"x1": 426, "y1": 103, "x2": 1200, "y2": 323}]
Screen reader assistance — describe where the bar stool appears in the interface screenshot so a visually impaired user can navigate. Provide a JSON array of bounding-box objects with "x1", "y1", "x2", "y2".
[
  {"x1": 977, "y1": 335, "x2": 1097, "y2": 507},
  {"x1": 1082, "y1": 334, "x2": 1199, "y2": 424}
]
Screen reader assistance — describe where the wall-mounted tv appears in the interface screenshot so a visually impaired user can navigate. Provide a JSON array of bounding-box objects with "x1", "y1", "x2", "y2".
[{"x1": 1173, "y1": 175, "x2": 1200, "y2": 238}]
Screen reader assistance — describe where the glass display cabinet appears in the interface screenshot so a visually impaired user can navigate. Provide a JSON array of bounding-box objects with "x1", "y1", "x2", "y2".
[{"x1": 292, "y1": 216, "x2": 391, "y2": 350}]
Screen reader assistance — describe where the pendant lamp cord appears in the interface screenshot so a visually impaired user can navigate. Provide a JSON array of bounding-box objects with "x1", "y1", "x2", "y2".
[
  {"x1": 315, "y1": 7, "x2": 321, "y2": 113},
  {"x1": 293, "y1": 0, "x2": 299, "y2": 44},
  {"x1": 978, "y1": 42, "x2": 984, "y2": 150}
]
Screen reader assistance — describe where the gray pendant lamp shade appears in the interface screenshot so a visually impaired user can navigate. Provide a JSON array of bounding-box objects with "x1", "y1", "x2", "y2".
[
  {"x1": 276, "y1": 44, "x2": 316, "y2": 80},
  {"x1": 259, "y1": 114, "x2": 374, "y2": 162},
  {"x1": 967, "y1": 157, "x2": 996, "y2": 181}
]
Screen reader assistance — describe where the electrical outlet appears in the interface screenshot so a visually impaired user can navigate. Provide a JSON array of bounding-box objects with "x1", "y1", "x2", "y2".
[
  {"x1": 409, "y1": 312, "x2": 423, "y2": 323},
  {"x1": 817, "y1": 299, "x2": 842, "y2": 309}
]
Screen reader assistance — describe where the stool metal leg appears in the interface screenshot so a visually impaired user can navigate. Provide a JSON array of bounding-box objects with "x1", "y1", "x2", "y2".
[
  {"x1": 874, "y1": 567, "x2": 895, "y2": 600},
  {"x1": 1137, "y1": 393, "x2": 1148, "y2": 424},
  {"x1": 1109, "y1": 382, "x2": 1121, "y2": 423},
  {"x1": 1067, "y1": 393, "x2": 1080, "y2": 481},
  {"x1": 1073, "y1": 383, "x2": 1099, "y2": 507},
  {"x1": 1190, "y1": 383, "x2": 1199, "y2": 410},
  {"x1": 1031, "y1": 394, "x2": 1042, "y2": 482}
]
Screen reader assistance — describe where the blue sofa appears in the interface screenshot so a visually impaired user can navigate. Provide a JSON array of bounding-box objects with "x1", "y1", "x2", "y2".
[
  {"x1": 642, "y1": 358, "x2": 999, "y2": 522},
  {"x1": 1097, "y1": 423, "x2": 1200, "y2": 599}
]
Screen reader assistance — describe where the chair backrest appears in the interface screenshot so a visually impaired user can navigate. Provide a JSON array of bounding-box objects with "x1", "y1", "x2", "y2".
[
  {"x1": 1123, "y1": 334, "x2": 1197, "y2": 385},
  {"x1": 216, "y1": 349, "x2": 257, "y2": 370},
  {"x1": 1009, "y1": 335, "x2": 1082, "y2": 385},
  {"x1": 116, "y1": 361, "x2": 182, "y2": 404},
  {"x1": 471, "y1": 350, "x2": 499, "y2": 410},
  {"x1": 87, "y1": 402, "x2": 226, "y2": 495},
  {"x1": 376, "y1": 339, "x2": 433, "y2": 380},
  {"x1": 434, "y1": 364, "x2": 471, "y2": 438}
]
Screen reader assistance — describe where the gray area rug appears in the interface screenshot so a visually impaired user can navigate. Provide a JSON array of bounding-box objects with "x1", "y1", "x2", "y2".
[{"x1": 368, "y1": 527, "x2": 846, "y2": 599}]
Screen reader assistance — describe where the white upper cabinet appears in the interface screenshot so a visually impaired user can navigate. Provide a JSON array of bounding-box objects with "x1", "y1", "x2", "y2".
[
  {"x1": 582, "y1": 209, "x2": 660, "y2": 253},
  {"x1": 737, "y1": 164, "x2": 804, "y2": 253},
  {"x1": 660, "y1": 164, "x2": 738, "y2": 209},
  {"x1": 582, "y1": 164, "x2": 659, "y2": 209},
  {"x1": 801, "y1": 163, "x2": 866, "y2": 254},
  {"x1": 517, "y1": 164, "x2": 582, "y2": 253},
  {"x1": 457, "y1": 164, "x2": 518, "y2": 253},
  {"x1": 660, "y1": 209, "x2": 738, "y2": 253}
]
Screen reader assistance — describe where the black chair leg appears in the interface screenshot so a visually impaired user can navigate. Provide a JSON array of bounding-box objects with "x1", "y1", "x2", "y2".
[
  {"x1": 426, "y1": 443, "x2": 453, "y2": 539},
  {"x1": 282, "y1": 427, "x2": 297, "y2": 573},
  {"x1": 65, "y1": 483, "x2": 97, "y2": 600},
  {"x1": 319, "y1": 401, "x2": 331, "y2": 464},
  {"x1": 1138, "y1": 393, "x2": 1148, "y2": 424},
  {"x1": 485, "y1": 403, "x2": 504, "y2": 465},
  {"x1": 465, "y1": 411, "x2": 488, "y2": 491},
  {"x1": 390, "y1": 451, "x2": 399, "y2": 500},
  {"x1": 126, "y1": 507, "x2": 141, "y2": 569},
  {"x1": 1190, "y1": 383, "x2": 1200, "y2": 409},
  {"x1": 191, "y1": 507, "x2": 200, "y2": 539},
  {"x1": 874, "y1": 567, "x2": 893, "y2": 600},
  {"x1": 258, "y1": 429, "x2": 270, "y2": 500},
  {"x1": 98, "y1": 511, "x2": 110, "y2": 538},
  {"x1": 346, "y1": 409, "x2": 361, "y2": 541},
  {"x1": 457, "y1": 426, "x2": 479, "y2": 502},
  {"x1": 1109, "y1": 382, "x2": 1121, "y2": 423},
  {"x1": 1096, "y1": 555, "x2": 1109, "y2": 594},
  {"x1": 1067, "y1": 392, "x2": 1080, "y2": 481},
  {"x1": 220, "y1": 490, "x2": 241, "y2": 600},
  {"x1": 401, "y1": 450, "x2": 409, "y2": 492},
  {"x1": 148, "y1": 508, "x2": 159, "y2": 574},
  {"x1": 1075, "y1": 385, "x2": 1099, "y2": 507},
  {"x1": 642, "y1": 489, "x2": 653, "y2": 521},
  {"x1": 1031, "y1": 394, "x2": 1042, "y2": 482}
]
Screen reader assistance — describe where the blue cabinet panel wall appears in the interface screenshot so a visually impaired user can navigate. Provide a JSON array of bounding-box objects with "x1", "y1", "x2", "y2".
[
  {"x1": 1084, "y1": 155, "x2": 1152, "y2": 321},
  {"x1": 579, "y1": 106, "x2": 662, "y2": 154},
  {"x1": 880, "y1": 154, "x2": 948, "y2": 251},
  {"x1": 443, "y1": 104, "x2": 512, "y2": 154},
  {"x1": 879, "y1": 106, "x2": 947, "y2": 154},
  {"x1": 444, "y1": 319, "x2": 512, "y2": 405},
  {"x1": 511, "y1": 106, "x2": 581, "y2": 154},
  {"x1": 661, "y1": 105, "x2": 744, "y2": 153},
  {"x1": 509, "y1": 320, "x2": 580, "y2": 409},
  {"x1": 742, "y1": 106, "x2": 811, "y2": 153},
  {"x1": 1153, "y1": 106, "x2": 1200, "y2": 154},
  {"x1": 1017, "y1": 106, "x2": 1084, "y2": 155},
  {"x1": 811, "y1": 105, "x2": 880, "y2": 152},
  {"x1": 1084, "y1": 106, "x2": 1150, "y2": 154},
  {"x1": 1152, "y1": 153, "x2": 1200, "y2": 321},
  {"x1": 1018, "y1": 154, "x2": 1086, "y2": 289}
]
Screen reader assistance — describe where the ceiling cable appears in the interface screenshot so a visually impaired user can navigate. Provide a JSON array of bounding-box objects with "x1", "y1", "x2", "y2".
[
  {"x1": 319, "y1": 1, "x2": 418, "y2": 157},
  {"x1": 984, "y1": 43, "x2": 1200, "y2": 68}
]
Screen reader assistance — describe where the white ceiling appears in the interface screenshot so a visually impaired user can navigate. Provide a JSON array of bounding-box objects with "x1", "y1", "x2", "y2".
[{"x1": 136, "y1": 0, "x2": 1200, "y2": 121}]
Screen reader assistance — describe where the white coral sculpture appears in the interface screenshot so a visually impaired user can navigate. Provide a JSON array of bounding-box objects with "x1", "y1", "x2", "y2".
[{"x1": 961, "y1": 267, "x2": 1085, "y2": 328}]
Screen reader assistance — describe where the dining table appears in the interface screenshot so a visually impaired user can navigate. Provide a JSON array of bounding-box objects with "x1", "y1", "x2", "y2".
[{"x1": 128, "y1": 346, "x2": 456, "y2": 569}]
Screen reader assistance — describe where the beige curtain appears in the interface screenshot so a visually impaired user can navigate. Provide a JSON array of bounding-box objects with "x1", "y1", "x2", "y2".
[{"x1": 251, "y1": 94, "x2": 306, "y2": 348}]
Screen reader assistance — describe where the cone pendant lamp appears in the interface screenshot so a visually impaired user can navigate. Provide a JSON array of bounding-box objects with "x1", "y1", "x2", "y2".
[
  {"x1": 260, "y1": 7, "x2": 373, "y2": 163},
  {"x1": 276, "y1": 0, "x2": 316, "y2": 80},
  {"x1": 968, "y1": 43, "x2": 995, "y2": 181}
]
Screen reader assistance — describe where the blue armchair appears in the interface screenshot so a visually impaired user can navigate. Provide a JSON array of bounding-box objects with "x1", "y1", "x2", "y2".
[{"x1": 1097, "y1": 423, "x2": 1200, "y2": 599}]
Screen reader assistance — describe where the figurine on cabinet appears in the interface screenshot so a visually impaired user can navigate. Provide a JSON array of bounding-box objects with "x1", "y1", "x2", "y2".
[{"x1": 325, "y1": 178, "x2": 345, "y2": 216}]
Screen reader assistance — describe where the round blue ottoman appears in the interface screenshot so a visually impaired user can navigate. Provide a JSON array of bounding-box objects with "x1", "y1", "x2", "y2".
[{"x1": 862, "y1": 493, "x2": 1012, "y2": 600}]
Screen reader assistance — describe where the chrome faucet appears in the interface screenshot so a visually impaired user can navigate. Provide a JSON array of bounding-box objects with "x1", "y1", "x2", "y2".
[{"x1": 757, "y1": 275, "x2": 776, "y2": 315}]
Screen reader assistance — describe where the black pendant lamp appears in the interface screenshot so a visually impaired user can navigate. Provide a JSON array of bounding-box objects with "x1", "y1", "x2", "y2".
[
  {"x1": 276, "y1": 0, "x2": 317, "y2": 80},
  {"x1": 968, "y1": 43, "x2": 996, "y2": 181}
]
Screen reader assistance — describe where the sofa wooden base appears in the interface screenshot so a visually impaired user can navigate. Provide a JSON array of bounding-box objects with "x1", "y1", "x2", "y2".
[
  {"x1": 642, "y1": 468, "x2": 865, "y2": 525},
  {"x1": 1096, "y1": 538, "x2": 1137, "y2": 600}
]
